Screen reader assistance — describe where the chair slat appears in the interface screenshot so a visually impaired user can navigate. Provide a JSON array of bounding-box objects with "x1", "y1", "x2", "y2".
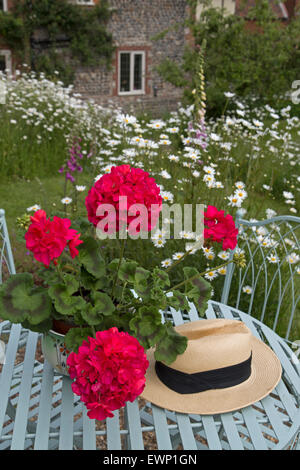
[
  {"x1": 201, "y1": 415, "x2": 223, "y2": 450},
  {"x1": 260, "y1": 328, "x2": 300, "y2": 392},
  {"x1": 34, "y1": 360, "x2": 54, "y2": 449},
  {"x1": 82, "y1": 408, "x2": 96, "y2": 450},
  {"x1": 241, "y1": 407, "x2": 269, "y2": 450},
  {"x1": 106, "y1": 409, "x2": 121, "y2": 450},
  {"x1": 220, "y1": 413, "x2": 245, "y2": 450},
  {"x1": 0, "y1": 324, "x2": 22, "y2": 438},
  {"x1": 58, "y1": 377, "x2": 74, "y2": 450},
  {"x1": 125, "y1": 401, "x2": 144, "y2": 450},
  {"x1": 176, "y1": 413, "x2": 198, "y2": 450},
  {"x1": 10, "y1": 331, "x2": 38, "y2": 449},
  {"x1": 152, "y1": 405, "x2": 172, "y2": 450}
]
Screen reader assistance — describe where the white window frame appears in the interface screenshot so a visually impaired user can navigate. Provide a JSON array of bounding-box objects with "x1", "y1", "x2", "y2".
[
  {"x1": 1, "y1": 0, "x2": 8, "y2": 12},
  {"x1": 0, "y1": 50, "x2": 12, "y2": 75},
  {"x1": 118, "y1": 50, "x2": 145, "y2": 96},
  {"x1": 75, "y1": 1, "x2": 94, "y2": 5}
]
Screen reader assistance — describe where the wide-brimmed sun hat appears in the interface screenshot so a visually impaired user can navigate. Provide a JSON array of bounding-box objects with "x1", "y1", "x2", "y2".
[{"x1": 141, "y1": 318, "x2": 282, "y2": 415}]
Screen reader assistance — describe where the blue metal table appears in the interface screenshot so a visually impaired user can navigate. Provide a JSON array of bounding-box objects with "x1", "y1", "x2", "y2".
[{"x1": 0, "y1": 300, "x2": 299, "y2": 450}]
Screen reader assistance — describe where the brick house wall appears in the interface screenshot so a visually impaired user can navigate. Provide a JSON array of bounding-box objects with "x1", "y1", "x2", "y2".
[
  {"x1": 73, "y1": 0, "x2": 191, "y2": 115},
  {"x1": 0, "y1": 0, "x2": 15, "y2": 73}
]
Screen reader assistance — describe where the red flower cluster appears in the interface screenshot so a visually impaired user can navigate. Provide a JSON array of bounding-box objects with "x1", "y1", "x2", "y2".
[
  {"x1": 67, "y1": 328, "x2": 149, "y2": 420},
  {"x1": 25, "y1": 210, "x2": 83, "y2": 267},
  {"x1": 204, "y1": 205, "x2": 238, "y2": 250},
  {"x1": 85, "y1": 165, "x2": 162, "y2": 234}
]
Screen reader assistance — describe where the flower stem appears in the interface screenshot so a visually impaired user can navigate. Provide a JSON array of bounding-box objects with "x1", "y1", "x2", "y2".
[
  {"x1": 165, "y1": 243, "x2": 202, "y2": 273},
  {"x1": 111, "y1": 238, "x2": 126, "y2": 300},
  {"x1": 166, "y1": 260, "x2": 232, "y2": 293}
]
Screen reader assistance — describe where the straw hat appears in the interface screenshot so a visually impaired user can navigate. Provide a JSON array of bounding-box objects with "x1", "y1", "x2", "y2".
[{"x1": 141, "y1": 318, "x2": 282, "y2": 415}]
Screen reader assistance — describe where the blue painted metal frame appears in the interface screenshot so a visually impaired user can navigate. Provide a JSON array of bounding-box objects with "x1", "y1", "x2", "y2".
[
  {"x1": 221, "y1": 212, "x2": 300, "y2": 342},
  {"x1": 0, "y1": 209, "x2": 16, "y2": 280}
]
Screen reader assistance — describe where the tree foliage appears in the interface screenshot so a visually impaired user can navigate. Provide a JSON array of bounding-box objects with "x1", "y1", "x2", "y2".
[
  {"x1": 0, "y1": 0, "x2": 114, "y2": 83},
  {"x1": 157, "y1": 0, "x2": 300, "y2": 116}
]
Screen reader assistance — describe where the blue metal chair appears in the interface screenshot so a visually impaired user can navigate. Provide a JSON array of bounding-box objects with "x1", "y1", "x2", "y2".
[
  {"x1": 0, "y1": 208, "x2": 17, "y2": 341},
  {"x1": 221, "y1": 211, "x2": 300, "y2": 449},
  {"x1": 0, "y1": 209, "x2": 42, "y2": 448},
  {"x1": 221, "y1": 212, "x2": 300, "y2": 345}
]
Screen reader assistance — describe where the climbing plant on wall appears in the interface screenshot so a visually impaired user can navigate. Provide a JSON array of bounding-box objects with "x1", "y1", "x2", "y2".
[{"x1": 0, "y1": 0, "x2": 114, "y2": 83}]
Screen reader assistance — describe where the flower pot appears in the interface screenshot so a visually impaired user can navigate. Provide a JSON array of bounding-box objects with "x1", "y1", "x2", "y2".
[{"x1": 41, "y1": 329, "x2": 71, "y2": 376}]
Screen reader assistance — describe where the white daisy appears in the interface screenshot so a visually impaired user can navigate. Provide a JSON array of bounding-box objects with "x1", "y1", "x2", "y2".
[
  {"x1": 161, "y1": 259, "x2": 173, "y2": 268},
  {"x1": 218, "y1": 251, "x2": 230, "y2": 260},
  {"x1": 168, "y1": 154, "x2": 179, "y2": 162},
  {"x1": 267, "y1": 254, "x2": 280, "y2": 264},
  {"x1": 242, "y1": 286, "x2": 253, "y2": 294},
  {"x1": 204, "y1": 270, "x2": 218, "y2": 281},
  {"x1": 227, "y1": 194, "x2": 243, "y2": 207},
  {"x1": 286, "y1": 252, "x2": 299, "y2": 264},
  {"x1": 218, "y1": 266, "x2": 227, "y2": 275},
  {"x1": 153, "y1": 238, "x2": 166, "y2": 248},
  {"x1": 172, "y1": 252, "x2": 184, "y2": 260},
  {"x1": 160, "y1": 170, "x2": 172, "y2": 179},
  {"x1": 61, "y1": 197, "x2": 72, "y2": 205},
  {"x1": 27, "y1": 204, "x2": 41, "y2": 212},
  {"x1": 161, "y1": 191, "x2": 174, "y2": 203},
  {"x1": 235, "y1": 181, "x2": 246, "y2": 190},
  {"x1": 234, "y1": 189, "x2": 247, "y2": 200},
  {"x1": 76, "y1": 185, "x2": 86, "y2": 192}
]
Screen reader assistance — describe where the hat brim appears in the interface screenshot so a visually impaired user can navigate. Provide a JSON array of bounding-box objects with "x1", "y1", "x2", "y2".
[{"x1": 141, "y1": 334, "x2": 282, "y2": 415}]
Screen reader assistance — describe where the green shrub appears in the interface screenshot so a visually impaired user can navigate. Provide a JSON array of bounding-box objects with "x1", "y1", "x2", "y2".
[{"x1": 157, "y1": 0, "x2": 300, "y2": 117}]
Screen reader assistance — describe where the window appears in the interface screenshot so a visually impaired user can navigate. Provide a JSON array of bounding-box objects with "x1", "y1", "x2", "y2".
[
  {"x1": 75, "y1": 1, "x2": 94, "y2": 5},
  {"x1": 0, "y1": 0, "x2": 8, "y2": 12},
  {"x1": 0, "y1": 51, "x2": 12, "y2": 75},
  {"x1": 196, "y1": 0, "x2": 235, "y2": 19},
  {"x1": 118, "y1": 51, "x2": 145, "y2": 95}
]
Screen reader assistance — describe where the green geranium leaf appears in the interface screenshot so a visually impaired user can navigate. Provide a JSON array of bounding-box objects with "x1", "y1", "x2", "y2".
[
  {"x1": 134, "y1": 267, "x2": 152, "y2": 298},
  {"x1": 152, "y1": 267, "x2": 170, "y2": 288},
  {"x1": 107, "y1": 258, "x2": 122, "y2": 272},
  {"x1": 37, "y1": 268, "x2": 61, "y2": 286},
  {"x1": 129, "y1": 306, "x2": 164, "y2": 349},
  {"x1": 167, "y1": 290, "x2": 189, "y2": 311},
  {"x1": 92, "y1": 291, "x2": 115, "y2": 316},
  {"x1": 135, "y1": 267, "x2": 151, "y2": 283},
  {"x1": 64, "y1": 327, "x2": 94, "y2": 353},
  {"x1": 150, "y1": 286, "x2": 167, "y2": 307},
  {"x1": 183, "y1": 268, "x2": 212, "y2": 316},
  {"x1": 183, "y1": 267, "x2": 199, "y2": 280},
  {"x1": 154, "y1": 322, "x2": 188, "y2": 365},
  {"x1": 118, "y1": 261, "x2": 138, "y2": 283},
  {"x1": 81, "y1": 304, "x2": 103, "y2": 326},
  {"x1": 48, "y1": 275, "x2": 86, "y2": 316},
  {"x1": 78, "y1": 237, "x2": 106, "y2": 278},
  {"x1": 80, "y1": 267, "x2": 108, "y2": 291},
  {"x1": 0, "y1": 273, "x2": 52, "y2": 325},
  {"x1": 21, "y1": 317, "x2": 53, "y2": 333}
]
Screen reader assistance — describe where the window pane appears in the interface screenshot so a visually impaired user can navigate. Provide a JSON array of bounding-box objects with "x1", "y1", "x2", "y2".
[
  {"x1": 134, "y1": 54, "x2": 143, "y2": 91},
  {"x1": 0, "y1": 1, "x2": 4, "y2": 11},
  {"x1": 0, "y1": 56, "x2": 6, "y2": 72},
  {"x1": 120, "y1": 53, "x2": 130, "y2": 92}
]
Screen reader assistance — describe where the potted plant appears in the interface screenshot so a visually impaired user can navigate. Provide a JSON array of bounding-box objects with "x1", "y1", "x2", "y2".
[{"x1": 0, "y1": 165, "x2": 243, "y2": 420}]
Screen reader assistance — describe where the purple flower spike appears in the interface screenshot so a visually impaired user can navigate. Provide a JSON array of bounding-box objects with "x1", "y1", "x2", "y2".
[{"x1": 66, "y1": 172, "x2": 75, "y2": 183}]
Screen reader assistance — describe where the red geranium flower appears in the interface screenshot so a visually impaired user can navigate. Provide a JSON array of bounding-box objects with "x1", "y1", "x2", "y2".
[
  {"x1": 85, "y1": 165, "x2": 162, "y2": 234},
  {"x1": 67, "y1": 328, "x2": 149, "y2": 421},
  {"x1": 25, "y1": 210, "x2": 83, "y2": 267},
  {"x1": 204, "y1": 205, "x2": 238, "y2": 250}
]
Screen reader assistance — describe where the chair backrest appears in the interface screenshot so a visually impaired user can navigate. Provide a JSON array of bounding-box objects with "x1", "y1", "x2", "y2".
[
  {"x1": 0, "y1": 209, "x2": 16, "y2": 284},
  {"x1": 221, "y1": 211, "x2": 300, "y2": 343}
]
